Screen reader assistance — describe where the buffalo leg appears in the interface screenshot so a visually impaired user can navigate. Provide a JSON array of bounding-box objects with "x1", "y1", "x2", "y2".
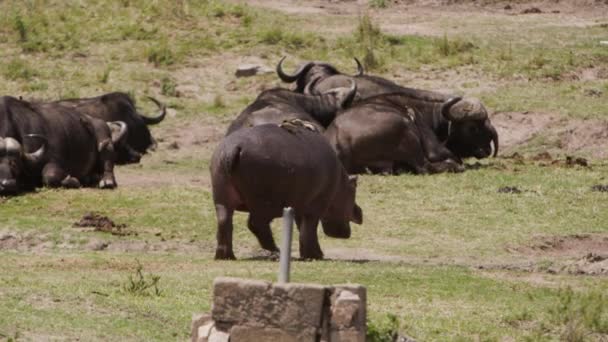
[
  {"x1": 214, "y1": 204, "x2": 236, "y2": 260},
  {"x1": 393, "y1": 127, "x2": 434, "y2": 175},
  {"x1": 42, "y1": 163, "x2": 81, "y2": 188},
  {"x1": 298, "y1": 215, "x2": 323, "y2": 260},
  {"x1": 247, "y1": 214, "x2": 279, "y2": 254},
  {"x1": 96, "y1": 139, "x2": 117, "y2": 189}
]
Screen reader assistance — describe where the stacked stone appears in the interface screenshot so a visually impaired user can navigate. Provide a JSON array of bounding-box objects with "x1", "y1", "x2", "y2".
[{"x1": 191, "y1": 277, "x2": 366, "y2": 342}]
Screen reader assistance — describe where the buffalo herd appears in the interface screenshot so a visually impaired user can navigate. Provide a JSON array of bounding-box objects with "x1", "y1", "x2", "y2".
[
  {"x1": 0, "y1": 57, "x2": 499, "y2": 260},
  {"x1": 211, "y1": 58, "x2": 499, "y2": 260},
  {"x1": 0, "y1": 93, "x2": 166, "y2": 194}
]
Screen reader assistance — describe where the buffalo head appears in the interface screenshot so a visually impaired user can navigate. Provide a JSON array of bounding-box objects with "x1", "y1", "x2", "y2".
[
  {"x1": 0, "y1": 135, "x2": 46, "y2": 195},
  {"x1": 442, "y1": 97, "x2": 499, "y2": 159},
  {"x1": 321, "y1": 175, "x2": 363, "y2": 238}
]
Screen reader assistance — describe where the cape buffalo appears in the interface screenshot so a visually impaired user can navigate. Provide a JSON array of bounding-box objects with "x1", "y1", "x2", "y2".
[
  {"x1": 44, "y1": 92, "x2": 166, "y2": 164},
  {"x1": 325, "y1": 94, "x2": 497, "y2": 174},
  {"x1": 0, "y1": 96, "x2": 126, "y2": 195},
  {"x1": 278, "y1": 58, "x2": 499, "y2": 160},
  {"x1": 226, "y1": 83, "x2": 357, "y2": 135},
  {"x1": 210, "y1": 120, "x2": 363, "y2": 260}
]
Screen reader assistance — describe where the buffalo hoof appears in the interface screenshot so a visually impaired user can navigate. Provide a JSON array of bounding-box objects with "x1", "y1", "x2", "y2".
[
  {"x1": 300, "y1": 250, "x2": 324, "y2": 261},
  {"x1": 61, "y1": 176, "x2": 81, "y2": 189},
  {"x1": 215, "y1": 247, "x2": 236, "y2": 260},
  {"x1": 267, "y1": 250, "x2": 280, "y2": 261},
  {"x1": 99, "y1": 178, "x2": 117, "y2": 189}
]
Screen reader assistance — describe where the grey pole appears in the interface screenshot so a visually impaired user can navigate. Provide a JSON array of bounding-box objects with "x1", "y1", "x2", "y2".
[{"x1": 278, "y1": 207, "x2": 294, "y2": 283}]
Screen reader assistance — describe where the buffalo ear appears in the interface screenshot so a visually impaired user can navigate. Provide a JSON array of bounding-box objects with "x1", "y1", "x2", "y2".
[{"x1": 352, "y1": 204, "x2": 363, "y2": 224}]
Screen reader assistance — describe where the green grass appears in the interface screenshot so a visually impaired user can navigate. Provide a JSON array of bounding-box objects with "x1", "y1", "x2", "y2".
[
  {"x1": 1, "y1": 253, "x2": 606, "y2": 341},
  {"x1": 1, "y1": 1, "x2": 608, "y2": 341}
]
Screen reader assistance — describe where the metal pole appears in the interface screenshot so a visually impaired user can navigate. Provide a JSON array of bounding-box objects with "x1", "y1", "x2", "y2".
[{"x1": 278, "y1": 207, "x2": 294, "y2": 283}]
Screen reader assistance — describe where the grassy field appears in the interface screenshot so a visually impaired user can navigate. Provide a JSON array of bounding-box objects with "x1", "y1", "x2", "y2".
[{"x1": 1, "y1": 1, "x2": 608, "y2": 341}]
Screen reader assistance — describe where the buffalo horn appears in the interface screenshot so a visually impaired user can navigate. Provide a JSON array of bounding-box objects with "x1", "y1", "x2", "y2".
[
  {"x1": 342, "y1": 79, "x2": 358, "y2": 108},
  {"x1": 440, "y1": 97, "x2": 462, "y2": 120},
  {"x1": 444, "y1": 97, "x2": 488, "y2": 122},
  {"x1": 22, "y1": 134, "x2": 46, "y2": 165},
  {"x1": 303, "y1": 76, "x2": 321, "y2": 95},
  {"x1": 140, "y1": 96, "x2": 167, "y2": 125},
  {"x1": 276, "y1": 56, "x2": 314, "y2": 83},
  {"x1": 354, "y1": 57, "x2": 364, "y2": 76},
  {"x1": 108, "y1": 121, "x2": 128, "y2": 144},
  {"x1": 487, "y1": 120, "x2": 499, "y2": 157}
]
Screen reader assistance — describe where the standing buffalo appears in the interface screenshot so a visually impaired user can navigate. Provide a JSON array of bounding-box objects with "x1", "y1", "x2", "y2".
[
  {"x1": 226, "y1": 83, "x2": 356, "y2": 135},
  {"x1": 43, "y1": 92, "x2": 166, "y2": 164},
  {"x1": 210, "y1": 120, "x2": 363, "y2": 260},
  {"x1": 0, "y1": 96, "x2": 126, "y2": 195},
  {"x1": 325, "y1": 93, "x2": 497, "y2": 174}
]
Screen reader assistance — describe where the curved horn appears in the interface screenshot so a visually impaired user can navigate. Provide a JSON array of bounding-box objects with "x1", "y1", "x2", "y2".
[
  {"x1": 341, "y1": 79, "x2": 358, "y2": 108},
  {"x1": 486, "y1": 120, "x2": 499, "y2": 157},
  {"x1": 140, "y1": 96, "x2": 166, "y2": 125},
  {"x1": 303, "y1": 76, "x2": 321, "y2": 95},
  {"x1": 445, "y1": 97, "x2": 488, "y2": 122},
  {"x1": 440, "y1": 97, "x2": 462, "y2": 120},
  {"x1": 108, "y1": 121, "x2": 128, "y2": 144},
  {"x1": 276, "y1": 56, "x2": 314, "y2": 83},
  {"x1": 354, "y1": 57, "x2": 364, "y2": 76},
  {"x1": 22, "y1": 134, "x2": 47, "y2": 165}
]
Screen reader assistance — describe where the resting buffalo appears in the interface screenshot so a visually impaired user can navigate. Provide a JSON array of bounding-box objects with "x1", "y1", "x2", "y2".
[
  {"x1": 325, "y1": 94, "x2": 497, "y2": 174},
  {"x1": 0, "y1": 96, "x2": 126, "y2": 195},
  {"x1": 226, "y1": 83, "x2": 356, "y2": 135},
  {"x1": 278, "y1": 58, "x2": 499, "y2": 159},
  {"x1": 44, "y1": 92, "x2": 166, "y2": 164},
  {"x1": 210, "y1": 120, "x2": 363, "y2": 260}
]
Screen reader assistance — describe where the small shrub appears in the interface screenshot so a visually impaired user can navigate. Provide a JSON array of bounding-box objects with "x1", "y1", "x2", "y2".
[
  {"x1": 13, "y1": 14, "x2": 27, "y2": 42},
  {"x1": 99, "y1": 66, "x2": 112, "y2": 84},
  {"x1": 529, "y1": 51, "x2": 549, "y2": 70},
  {"x1": 24, "y1": 81, "x2": 48, "y2": 92},
  {"x1": 367, "y1": 314, "x2": 400, "y2": 342},
  {"x1": 123, "y1": 260, "x2": 162, "y2": 297},
  {"x1": 369, "y1": 0, "x2": 388, "y2": 8},
  {"x1": 4, "y1": 59, "x2": 37, "y2": 80},
  {"x1": 355, "y1": 14, "x2": 385, "y2": 70},
  {"x1": 498, "y1": 42, "x2": 514, "y2": 61},
  {"x1": 213, "y1": 94, "x2": 225, "y2": 109},
  {"x1": 258, "y1": 26, "x2": 284, "y2": 45},
  {"x1": 437, "y1": 34, "x2": 475, "y2": 57},
  {"x1": 549, "y1": 287, "x2": 608, "y2": 341},
  {"x1": 147, "y1": 40, "x2": 175, "y2": 67},
  {"x1": 61, "y1": 89, "x2": 80, "y2": 100},
  {"x1": 567, "y1": 50, "x2": 575, "y2": 66},
  {"x1": 161, "y1": 76, "x2": 178, "y2": 97}
]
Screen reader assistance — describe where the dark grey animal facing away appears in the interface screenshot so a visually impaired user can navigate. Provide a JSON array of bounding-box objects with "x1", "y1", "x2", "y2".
[{"x1": 210, "y1": 121, "x2": 363, "y2": 260}]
